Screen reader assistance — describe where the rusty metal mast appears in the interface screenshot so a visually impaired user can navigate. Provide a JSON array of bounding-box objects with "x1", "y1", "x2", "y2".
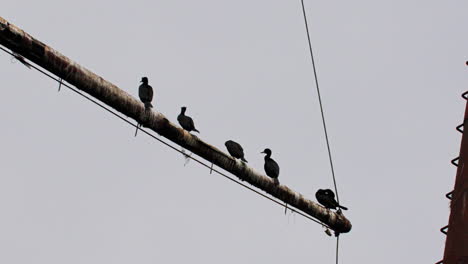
[
  {"x1": 0, "y1": 16, "x2": 351, "y2": 233},
  {"x1": 437, "y1": 91, "x2": 468, "y2": 264}
]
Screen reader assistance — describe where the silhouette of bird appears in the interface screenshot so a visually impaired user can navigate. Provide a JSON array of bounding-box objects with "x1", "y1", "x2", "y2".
[
  {"x1": 225, "y1": 140, "x2": 247, "y2": 162},
  {"x1": 261, "y1": 148, "x2": 279, "y2": 185},
  {"x1": 177, "y1": 106, "x2": 200, "y2": 133},
  {"x1": 138, "y1": 77, "x2": 153, "y2": 109},
  {"x1": 315, "y1": 189, "x2": 348, "y2": 210}
]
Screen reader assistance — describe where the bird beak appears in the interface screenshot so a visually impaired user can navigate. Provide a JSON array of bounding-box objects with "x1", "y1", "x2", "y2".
[{"x1": 260, "y1": 151, "x2": 265, "y2": 154}]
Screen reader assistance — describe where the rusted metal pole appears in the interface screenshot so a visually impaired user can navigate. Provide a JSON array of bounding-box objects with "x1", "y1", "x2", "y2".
[
  {"x1": 0, "y1": 16, "x2": 351, "y2": 233},
  {"x1": 441, "y1": 94, "x2": 468, "y2": 263}
]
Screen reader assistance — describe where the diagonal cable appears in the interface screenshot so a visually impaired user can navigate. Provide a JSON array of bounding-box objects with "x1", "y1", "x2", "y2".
[
  {"x1": 300, "y1": 0, "x2": 340, "y2": 204},
  {"x1": 0, "y1": 45, "x2": 327, "y2": 227},
  {"x1": 299, "y1": 1, "x2": 343, "y2": 264}
]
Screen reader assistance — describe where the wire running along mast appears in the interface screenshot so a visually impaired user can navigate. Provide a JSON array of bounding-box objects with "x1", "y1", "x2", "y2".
[
  {"x1": 0, "y1": 44, "x2": 325, "y2": 226},
  {"x1": 0, "y1": 16, "x2": 351, "y2": 233}
]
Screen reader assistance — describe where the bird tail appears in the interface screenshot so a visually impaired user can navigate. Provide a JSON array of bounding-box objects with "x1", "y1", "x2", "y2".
[
  {"x1": 193, "y1": 128, "x2": 200, "y2": 133},
  {"x1": 144, "y1": 102, "x2": 153, "y2": 109},
  {"x1": 134, "y1": 123, "x2": 140, "y2": 137},
  {"x1": 338, "y1": 205, "x2": 348, "y2": 210},
  {"x1": 241, "y1": 157, "x2": 248, "y2": 163},
  {"x1": 274, "y1": 178, "x2": 279, "y2": 186}
]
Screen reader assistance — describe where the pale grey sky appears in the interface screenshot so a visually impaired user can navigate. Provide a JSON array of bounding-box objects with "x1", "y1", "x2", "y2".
[{"x1": 1, "y1": 1, "x2": 467, "y2": 263}]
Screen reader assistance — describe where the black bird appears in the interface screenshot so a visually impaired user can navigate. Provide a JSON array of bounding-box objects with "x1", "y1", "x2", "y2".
[
  {"x1": 261, "y1": 148, "x2": 279, "y2": 185},
  {"x1": 177, "y1": 106, "x2": 200, "y2": 133},
  {"x1": 225, "y1": 140, "x2": 248, "y2": 162},
  {"x1": 139, "y1": 77, "x2": 153, "y2": 109},
  {"x1": 315, "y1": 189, "x2": 348, "y2": 210}
]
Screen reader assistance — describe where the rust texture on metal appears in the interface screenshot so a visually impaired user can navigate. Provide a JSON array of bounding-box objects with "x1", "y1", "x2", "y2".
[
  {"x1": 442, "y1": 102, "x2": 468, "y2": 263},
  {"x1": 0, "y1": 16, "x2": 351, "y2": 233}
]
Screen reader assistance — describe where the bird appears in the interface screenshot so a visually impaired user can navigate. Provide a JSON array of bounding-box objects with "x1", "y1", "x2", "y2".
[
  {"x1": 315, "y1": 189, "x2": 348, "y2": 211},
  {"x1": 177, "y1": 106, "x2": 200, "y2": 133},
  {"x1": 261, "y1": 148, "x2": 279, "y2": 185},
  {"x1": 225, "y1": 140, "x2": 248, "y2": 162},
  {"x1": 138, "y1": 77, "x2": 153, "y2": 109}
]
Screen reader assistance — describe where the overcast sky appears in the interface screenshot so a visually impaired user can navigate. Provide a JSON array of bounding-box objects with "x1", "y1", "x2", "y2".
[{"x1": 1, "y1": 1, "x2": 468, "y2": 263}]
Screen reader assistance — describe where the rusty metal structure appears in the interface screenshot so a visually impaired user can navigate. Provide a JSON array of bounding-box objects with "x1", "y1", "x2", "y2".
[
  {"x1": 437, "y1": 91, "x2": 468, "y2": 264},
  {"x1": 0, "y1": 16, "x2": 351, "y2": 233}
]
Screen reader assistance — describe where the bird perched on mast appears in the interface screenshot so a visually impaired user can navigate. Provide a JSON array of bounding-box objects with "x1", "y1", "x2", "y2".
[
  {"x1": 135, "y1": 77, "x2": 153, "y2": 136},
  {"x1": 315, "y1": 189, "x2": 348, "y2": 211},
  {"x1": 225, "y1": 140, "x2": 248, "y2": 162},
  {"x1": 138, "y1": 77, "x2": 153, "y2": 109},
  {"x1": 261, "y1": 148, "x2": 279, "y2": 185},
  {"x1": 177, "y1": 106, "x2": 200, "y2": 133}
]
